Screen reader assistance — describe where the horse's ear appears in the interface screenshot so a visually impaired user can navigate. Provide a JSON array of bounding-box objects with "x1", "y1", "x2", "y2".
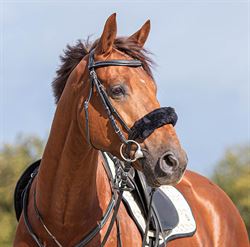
[
  {"x1": 127, "y1": 20, "x2": 150, "y2": 47},
  {"x1": 95, "y1": 13, "x2": 117, "y2": 55}
]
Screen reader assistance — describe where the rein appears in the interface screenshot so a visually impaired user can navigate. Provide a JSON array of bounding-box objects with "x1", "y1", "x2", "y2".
[{"x1": 23, "y1": 49, "x2": 178, "y2": 247}]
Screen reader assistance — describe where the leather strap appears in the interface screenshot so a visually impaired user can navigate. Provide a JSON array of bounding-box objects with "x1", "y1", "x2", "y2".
[
  {"x1": 89, "y1": 59, "x2": 142, "y2": 70},
  {"x1": 23, "y1": 169, "x2": 116, "y2": 247},
  {"x1": 23, "y1": 169, "x2": 43, "y2": 247},
  {"x1": 88, "y1": 49, "x2": 142, "y2": 71},
  {"x1": 75, "y1": 197, "x2": 115, "y2": 247},
  {"x1": 83, "y1": 80, "x2": 94, "y2": 145},
  {"x1": 100, "y1": 162, "x2": 132, "y2": 247}
]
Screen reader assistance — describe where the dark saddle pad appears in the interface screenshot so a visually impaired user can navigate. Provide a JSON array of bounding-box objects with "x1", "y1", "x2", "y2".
[{"x1": 14, "y1": 159, "x2": 40, "y2": 221}]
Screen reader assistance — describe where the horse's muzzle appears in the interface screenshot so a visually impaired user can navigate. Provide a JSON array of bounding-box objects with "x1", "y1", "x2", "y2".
[{"x1": 141, "y1": 149, "x2": 188, "y2": 187}]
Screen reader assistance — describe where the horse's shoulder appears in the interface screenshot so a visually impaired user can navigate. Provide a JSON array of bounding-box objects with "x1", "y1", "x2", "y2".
[
  {"x1": 175, "y1": 172, "x2": 249, "y2": 245},
  {"x1": 178, "y1": 169, "x2": 224, "y2": 194},
  {"x1": 175, "y1": 169, "x2": 239, "y2": 214}
]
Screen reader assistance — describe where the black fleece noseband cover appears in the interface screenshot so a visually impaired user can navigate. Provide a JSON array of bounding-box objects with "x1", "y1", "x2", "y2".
[{"x1": 129, "y1": 107, "x2": 178, "y2": 141}]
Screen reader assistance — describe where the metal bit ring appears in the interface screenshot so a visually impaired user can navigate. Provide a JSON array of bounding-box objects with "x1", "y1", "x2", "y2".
[{"x1": 120, "y1": 140, "x2": 144, "y2": 162}]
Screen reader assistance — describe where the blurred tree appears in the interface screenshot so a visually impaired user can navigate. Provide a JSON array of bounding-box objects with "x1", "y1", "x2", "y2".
[
  {"x1": 0, "y1": 135, "x2": 44, "y2": 247},
  {"x1": 211, "y1": 144, "x2": 250, "y2": 237}
]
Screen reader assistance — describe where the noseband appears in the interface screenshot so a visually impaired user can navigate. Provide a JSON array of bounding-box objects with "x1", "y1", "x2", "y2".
[{"x1": 23, "y1": 49, "x2": 178, "y2": 247}]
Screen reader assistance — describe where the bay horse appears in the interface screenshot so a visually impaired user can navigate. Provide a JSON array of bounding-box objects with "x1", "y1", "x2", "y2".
[{"x1": 14, "y1": 14, "x2": 249, "y2": 247}]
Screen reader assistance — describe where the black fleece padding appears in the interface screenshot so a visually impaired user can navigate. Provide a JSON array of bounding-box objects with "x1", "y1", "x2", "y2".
[{"x1": 129, "y1": 107, "x2": 178, "y2": 141}]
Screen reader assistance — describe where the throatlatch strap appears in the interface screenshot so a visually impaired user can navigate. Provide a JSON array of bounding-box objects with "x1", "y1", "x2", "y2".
[{"x1": 129, "y1": 107, "x2": 178, "y2": 141}]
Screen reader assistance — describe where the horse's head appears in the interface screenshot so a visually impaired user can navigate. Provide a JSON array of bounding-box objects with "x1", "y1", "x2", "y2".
[{"x1": 78, "y1": 14, "x2": 187, "y2": 187}]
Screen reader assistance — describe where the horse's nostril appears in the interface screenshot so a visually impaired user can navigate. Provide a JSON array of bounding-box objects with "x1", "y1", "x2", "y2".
[
  {"x1": 159, "y1": 152, "x2": 179, "y2": 174},
  {"x1": 163, "y1": 153, "x2": 177, "y2": 167}
]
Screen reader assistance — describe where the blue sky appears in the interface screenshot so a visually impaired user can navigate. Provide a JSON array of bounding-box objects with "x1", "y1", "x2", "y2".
[{"x1": 0, "y1": 1, "x2": 249, "y2": 175}]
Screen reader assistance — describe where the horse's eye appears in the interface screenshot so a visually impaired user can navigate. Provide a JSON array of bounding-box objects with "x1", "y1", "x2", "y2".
[{"x1": 111, "y1": 86, "x2": 125, "y2": 97}]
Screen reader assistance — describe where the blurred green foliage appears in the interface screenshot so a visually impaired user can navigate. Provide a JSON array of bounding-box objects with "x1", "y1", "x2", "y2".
[
  {"x1": 0, "y1": 135, "x2": 249, "y2": 245},
  {"x1": 0, "y1": 135, "x2": 44, "y2": 247},
  {"x1": 211, "y1": 144, "x2": 250, "y2": 237}
]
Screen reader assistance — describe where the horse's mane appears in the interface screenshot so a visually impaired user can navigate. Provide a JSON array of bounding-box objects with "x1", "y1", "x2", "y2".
[{"x1": 52, "y1": 37, "x2": 154, "y2": 104}]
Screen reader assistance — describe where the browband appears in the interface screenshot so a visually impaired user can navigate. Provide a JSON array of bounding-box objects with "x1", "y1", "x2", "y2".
[
  {"x1": 89, "y1": 60, "x2": 142, "y2": 70},
  {"x1": 88, "y1": 49, "x2": 142, "y2": 70}
]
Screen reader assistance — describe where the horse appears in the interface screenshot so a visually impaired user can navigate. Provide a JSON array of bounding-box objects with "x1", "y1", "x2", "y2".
[{"x1": 14, "y1": 14, "x2": 249, "y2": 247}]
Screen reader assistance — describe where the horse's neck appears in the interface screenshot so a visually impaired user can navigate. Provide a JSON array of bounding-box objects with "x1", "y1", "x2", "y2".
[{"x1": 35, "y1": 99, "x2": 111, "y2": 228}]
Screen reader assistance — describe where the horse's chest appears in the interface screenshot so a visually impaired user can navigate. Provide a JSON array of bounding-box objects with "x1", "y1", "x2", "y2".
[{"x1": 118, "y1": 204, "x2": 142, "y2": 246}]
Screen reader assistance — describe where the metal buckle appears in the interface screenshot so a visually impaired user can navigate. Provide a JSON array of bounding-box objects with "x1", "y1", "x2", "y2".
[{"x1": 119, "y1": 140, "x2": 144, "y2": 162}]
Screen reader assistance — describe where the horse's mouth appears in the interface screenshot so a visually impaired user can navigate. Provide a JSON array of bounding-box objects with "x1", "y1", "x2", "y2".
[{"x1": 144, "y1": 167, "x2": 184, "y2": 187}]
